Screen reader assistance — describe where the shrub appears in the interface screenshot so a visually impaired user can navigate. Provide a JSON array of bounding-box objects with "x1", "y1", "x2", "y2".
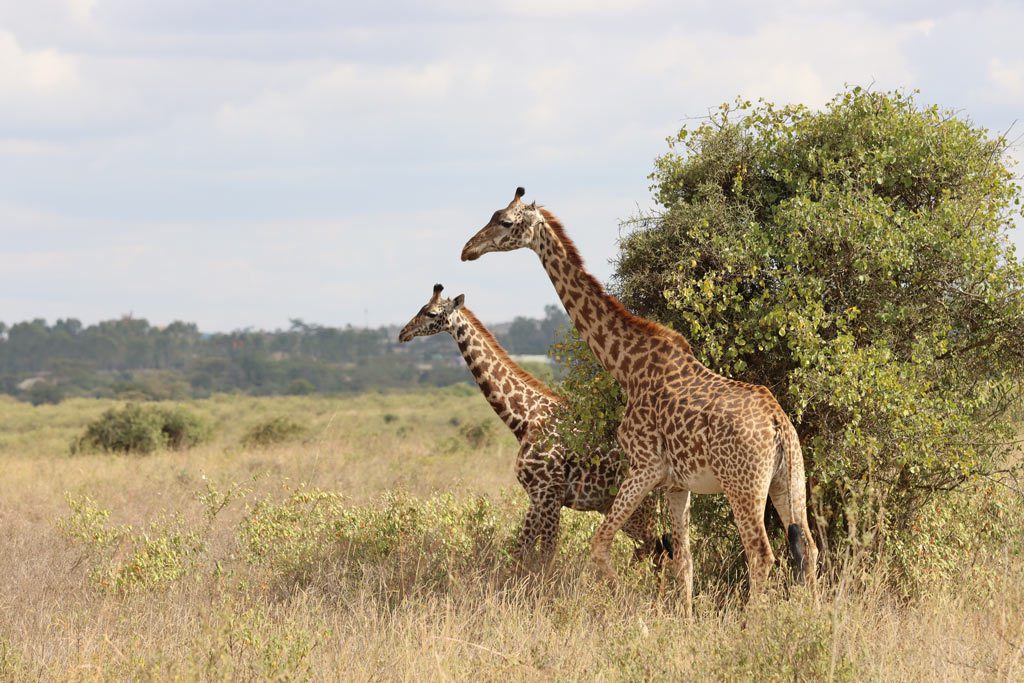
[
  {"x1": 556, "y1": 88, "x2": 1024, "y2": 585},
  {"x1": 71, "y1": 403, "x2": 209, "y2": 454},
  {"x1": 287, "y1": 378, "x2": 316, "y2": 395},
  {"x1": 239, "y1": 489, "x2": 516, "y2": 595},
  {"x1": 458, "y1": 420, "x2": 495, "y2": 449},
  {"x1": 57, "y1": 494, "x2": 204, "y2": 591},
  {"x1": 240, "y1": 416, "x2": 306, "y2": 448},
  {"x1": 25, "y1": 380, "x2": 65, "y2": 406},
  {"x1": 159, "y1": 406, "x2": 210, "y2": 449}
]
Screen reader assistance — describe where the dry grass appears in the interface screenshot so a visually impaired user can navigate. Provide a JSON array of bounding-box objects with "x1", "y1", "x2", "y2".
[{"x1": 1, "y1": 391, "x2": 1022, "y2": 681}]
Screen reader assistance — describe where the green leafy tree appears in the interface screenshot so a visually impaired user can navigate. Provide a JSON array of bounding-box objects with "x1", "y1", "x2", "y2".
[{"x1": 558, "y1": 88, "x2": 1024, "y2": 578}]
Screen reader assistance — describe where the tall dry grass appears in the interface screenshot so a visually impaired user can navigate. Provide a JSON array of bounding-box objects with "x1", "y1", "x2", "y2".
[{"x1": 1, "y1": 390, "x2": 1021, "y2": 681}]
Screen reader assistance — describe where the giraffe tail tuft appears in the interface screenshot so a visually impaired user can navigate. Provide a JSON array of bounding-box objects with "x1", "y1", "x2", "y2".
[
  {"x1": 787, "y1": 523, "x2": 805, "y2": 583},
  {"x1": 657, "y1": 532, "x2": 675, "y2": 560}
]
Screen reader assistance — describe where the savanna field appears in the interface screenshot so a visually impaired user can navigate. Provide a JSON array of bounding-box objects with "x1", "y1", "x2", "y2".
[{"x1": 1, "y1": 389, "x2": 1021, "y2": 681}]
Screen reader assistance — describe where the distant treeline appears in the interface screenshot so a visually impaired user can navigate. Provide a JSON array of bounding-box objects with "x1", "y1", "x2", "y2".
[{"x1": 0, "y1": 306, "x2": 568, "y2": 404}]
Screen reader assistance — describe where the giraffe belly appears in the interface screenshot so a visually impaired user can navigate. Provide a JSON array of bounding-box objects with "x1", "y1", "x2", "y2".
[{"x1": 678, "y1": 468, "x2": 724, "y2": 494}]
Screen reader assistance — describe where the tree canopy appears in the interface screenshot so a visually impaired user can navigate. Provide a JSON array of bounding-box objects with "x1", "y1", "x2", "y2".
[{"x1": 557, "y1": 88, "x2": 1024, "y2": 582}]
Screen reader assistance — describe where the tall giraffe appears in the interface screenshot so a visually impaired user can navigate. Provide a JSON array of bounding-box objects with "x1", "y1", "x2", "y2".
[
  {"x1": 398, "y1": 284, "x2": 671, "y2": 569},
  {"x1": 461, "y1": 188, "x2": 817, "y2": 612}
]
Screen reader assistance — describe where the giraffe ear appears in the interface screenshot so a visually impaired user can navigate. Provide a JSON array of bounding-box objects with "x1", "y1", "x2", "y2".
[
  {"x1": 529, "y1": 201, "x2": 536, "y2": 209},
  {"x1": 452, "y1": 294, "x2": 465, "y2": 309}
]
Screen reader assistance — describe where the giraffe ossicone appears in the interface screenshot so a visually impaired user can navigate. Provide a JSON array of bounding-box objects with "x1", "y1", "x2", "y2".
[
  {"x1": 398, "y1": 283, "x2": 669, "y2": 570},
  {"x1": 461, "y1": 189, "x2": 818, "y2": 613}
]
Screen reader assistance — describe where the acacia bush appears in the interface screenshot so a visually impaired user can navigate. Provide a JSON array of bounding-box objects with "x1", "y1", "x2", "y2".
[
  {"x1": 240, "y1": 416, "x2": 306, "y2": 448},
  {"x1": 238, "y1": 489, "x2": 517, "y2": 595},
  {"x1": 556, "y1": 88, "x2": 1024, "y2": 584},
  {"x1": 72, "y1": 403, "x2": 209, "y2": 454}
]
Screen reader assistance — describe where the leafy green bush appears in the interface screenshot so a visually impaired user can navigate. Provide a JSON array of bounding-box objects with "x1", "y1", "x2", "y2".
[
  {"x1": 58, "y1": 494, "x2": 204, "y2": 591},
  {"x1": 557, "y1": 88, "x2": 1024, "y2": 584},
  {"x1": 240, "y1": 416, "x2": 306, "y2": 448},
  {"x1": 287, "y1": 378, "x2": 316, "y2": 395},
  {"x1": 24, "y1": 380, "x2": 65, "y2": 406},
  {"x1": 71, "y1": 403, "x2": 209, "y2": 454},
  {"x1": 458, "y1": 420, "x2": 495, "y2": 449},
  {"x1": 239, "y1": 489, "x2": 514, "y2": 594}
]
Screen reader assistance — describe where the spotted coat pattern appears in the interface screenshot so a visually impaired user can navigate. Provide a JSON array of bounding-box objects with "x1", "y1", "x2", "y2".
[
  {"x1": 462, "y1": 189, "x2": 818, "y2": 612},
  {"x1": 398, "y1": 284, "x2": 667, "y2": 569}
]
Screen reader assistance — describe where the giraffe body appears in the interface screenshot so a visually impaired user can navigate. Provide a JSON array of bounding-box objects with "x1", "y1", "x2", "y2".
[
  {"x1": 461, "y1": 189, "x2": 817, "y2": 610},
  {"x1": 399, "y1": 284, "x2": 668, "y2": 569}
]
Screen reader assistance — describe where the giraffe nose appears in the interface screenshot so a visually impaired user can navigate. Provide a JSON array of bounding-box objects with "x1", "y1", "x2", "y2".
[{"x1": 460, "y1": 244, "x2": 479, "y2": 261}]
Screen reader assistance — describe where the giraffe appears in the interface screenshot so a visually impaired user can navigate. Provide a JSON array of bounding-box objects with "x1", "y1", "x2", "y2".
[
  {"x1": 461, "y1": 188, "x2": 817, "y2": 613},
  {"x1": 398, "y1": 283, "x2": 671, "y2": 570}
]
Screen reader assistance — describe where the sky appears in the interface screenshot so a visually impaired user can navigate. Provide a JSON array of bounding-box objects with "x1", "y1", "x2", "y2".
[{"x1": 1, "y1": 0, "x2": 1022, "y2": 332}]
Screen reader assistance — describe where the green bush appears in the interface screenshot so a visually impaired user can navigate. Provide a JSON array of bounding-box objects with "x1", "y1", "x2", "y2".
[
  {"x1": 72, "y1": 403, "x2": 209, "y2": 454},
  {"x1": 240, "y1": 416, "x2": 306, "y2": 448},
  {"x1": 557, "y1": 88, "x2": 1024, "y2": 585},
  {"x1": 25, "y1": 380, "x2": 65, "y2": 406},
  {"x1": 57, "y1": 494, "x2": 204, "y2": 591},
  {"x1": 458, "y1": 420, "x2": 495, "y2": 449},
  {"x1": 238, "y1": 489, "x2": 514, "y2": 594},
  {"x1": 287, "y1": 378, "x2": 316, "y2": 395}
]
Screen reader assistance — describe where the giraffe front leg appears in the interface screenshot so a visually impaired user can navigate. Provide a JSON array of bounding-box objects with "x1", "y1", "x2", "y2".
[
  {"x1": 666, "y1": 490, "x2": 693, "y2": 618},
  {"x1": 535, "y1": 502, "x2": 562, "y2": 570},
  {"x1": 590, "y1": 464, "x2": 663, "y2": 584},
  {"x1": 515, "y1": 501, "x2": 545, "y2": 569},
  {"x1": 517, "y1": 493, "x2": 562, "y2": 571},
  {"x1": 621, "y1": 494, "x2": 663, "y2": 567}
]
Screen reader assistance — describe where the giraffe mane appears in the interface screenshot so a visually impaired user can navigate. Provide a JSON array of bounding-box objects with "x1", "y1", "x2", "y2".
[
  {"x1": 537, "y1": 207, "x2": 693, "y2": 353},
  {"x1": 460, "y1": 307, "x2": 563, "y2": 402}
]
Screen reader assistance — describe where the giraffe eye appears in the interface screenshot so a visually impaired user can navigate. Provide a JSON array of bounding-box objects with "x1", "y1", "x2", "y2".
[
  {"x1": 424, "y1": 311, "x2": 438, "y2": 318},
  {"x1": 500, "y1": 220, "x2": 513, "y2": 228}
]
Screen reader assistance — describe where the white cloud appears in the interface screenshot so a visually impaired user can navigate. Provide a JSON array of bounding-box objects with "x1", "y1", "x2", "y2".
[
  {"x1": 0, "y1": 31, "x2": 77, "y2": 92},
  {"x1": 67, "y1": 0, "x2": 97, "y2": 23},
  {"x1": 988, "y1": 58, "x2": 1024, "y2": 100}
]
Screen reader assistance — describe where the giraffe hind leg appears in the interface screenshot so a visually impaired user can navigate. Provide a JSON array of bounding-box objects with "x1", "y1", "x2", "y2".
[{"x1": 725, "y1": 486, "x2": 775, "y2": 600}]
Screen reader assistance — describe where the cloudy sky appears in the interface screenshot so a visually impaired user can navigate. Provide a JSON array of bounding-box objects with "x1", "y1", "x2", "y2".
[{"x1": 2, "y1": 1, "x2": 1022, "y2": 331}]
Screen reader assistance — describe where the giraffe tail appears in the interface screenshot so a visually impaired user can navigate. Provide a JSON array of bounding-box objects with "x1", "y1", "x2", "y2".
[
  {"x1": 787, "y1": 523, "x2": 805, "y2": 583},
  {"x1": 778, "y1": 419, "x2": 807, "y2": 583}
]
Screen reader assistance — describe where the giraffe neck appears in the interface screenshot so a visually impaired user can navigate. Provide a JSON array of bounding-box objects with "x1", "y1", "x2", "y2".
[
  {"x1": 449, "y1": 308, "x2": 559, "y2": 438},
  {"x1": 532, "y1": 208, "x2": 691, "y2": 384}
]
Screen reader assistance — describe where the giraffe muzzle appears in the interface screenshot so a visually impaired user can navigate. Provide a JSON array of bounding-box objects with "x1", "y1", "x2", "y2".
[{"x1": 461, "y1": 225, "x2": 499, "y2": 261}]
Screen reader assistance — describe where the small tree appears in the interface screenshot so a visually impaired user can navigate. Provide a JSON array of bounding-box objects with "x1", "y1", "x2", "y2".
[
  {"x1": 557, "y1": 88, "x2": 1024, "y2": 581},
  {"x1": 72, "y1": 404, "x2": 209, "y2": 454}
]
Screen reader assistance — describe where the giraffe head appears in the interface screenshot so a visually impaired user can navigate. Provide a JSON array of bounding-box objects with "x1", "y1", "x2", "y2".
[
  {"x1": 398, "y1": 284, "x2": 465, "y2": 342},
  {"x1": 461, "y1": 187, "x2": 545, "y2": 261}
]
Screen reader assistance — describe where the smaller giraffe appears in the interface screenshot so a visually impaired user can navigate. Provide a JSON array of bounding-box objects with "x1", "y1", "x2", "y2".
[{"x1": 399, "y1": 284, "x2": 670, "y2": 569}]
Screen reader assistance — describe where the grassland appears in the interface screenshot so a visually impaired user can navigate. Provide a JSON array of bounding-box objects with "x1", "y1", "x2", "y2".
[{"x1": 1, "y1": 390, "x2": 1022, "y2": 681}]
